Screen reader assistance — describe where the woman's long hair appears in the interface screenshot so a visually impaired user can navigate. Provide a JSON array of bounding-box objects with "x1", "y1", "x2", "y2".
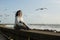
[{"x1": 15, "y1": 10, "x2": 22, "y2": 17}]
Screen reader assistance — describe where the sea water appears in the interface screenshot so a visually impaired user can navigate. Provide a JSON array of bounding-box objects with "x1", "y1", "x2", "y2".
[
  {"x1": 28, "y1": 24, "x2": 60, "y2": 31},
  {"x1": 6, "y1": 24, "x2": 60, "y2": 31}
]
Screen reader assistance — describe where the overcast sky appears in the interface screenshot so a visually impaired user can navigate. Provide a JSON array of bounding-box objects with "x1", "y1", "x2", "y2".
[{"x1": 0, "y1": 0, "x2": 60, "y2": 24}]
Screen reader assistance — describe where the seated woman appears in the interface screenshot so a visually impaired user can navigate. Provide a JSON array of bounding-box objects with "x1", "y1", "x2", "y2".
[{"x1": 14, "y1": 10, "x2": 30, "y2": 30}]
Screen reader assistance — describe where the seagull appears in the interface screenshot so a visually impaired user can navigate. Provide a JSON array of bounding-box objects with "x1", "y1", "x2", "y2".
[{"x1": 36, "y1": 8, "x2": 47, "y2": 11}]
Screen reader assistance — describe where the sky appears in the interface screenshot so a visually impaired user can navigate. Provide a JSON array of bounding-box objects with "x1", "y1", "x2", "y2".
[{"x1": 0, "y1": 0, "x2": 60, "y2": 24}]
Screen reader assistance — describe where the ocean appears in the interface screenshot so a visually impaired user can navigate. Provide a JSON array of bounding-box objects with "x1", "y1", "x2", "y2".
[{"x1": 5, "y1": 24, "x2": 60, "y2": 31}]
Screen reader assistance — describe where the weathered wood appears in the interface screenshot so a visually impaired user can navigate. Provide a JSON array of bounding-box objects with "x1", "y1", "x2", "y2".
[{"x1": 0, "y1": 27, "x2": 60, "y2": 40}]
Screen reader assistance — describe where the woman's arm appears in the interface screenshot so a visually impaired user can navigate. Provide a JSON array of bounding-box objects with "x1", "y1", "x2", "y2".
[
  {"x1": 22, "y1": 22, "x2": 28, "y2": 27},
  {"x1": 21, "y1": 22, "x2": 30, "y2": 29}
]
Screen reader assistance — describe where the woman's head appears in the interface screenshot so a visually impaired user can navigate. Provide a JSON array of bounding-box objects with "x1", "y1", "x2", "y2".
[{"x1": 15, "y1": 10, "x2": 22, "y2": 17}]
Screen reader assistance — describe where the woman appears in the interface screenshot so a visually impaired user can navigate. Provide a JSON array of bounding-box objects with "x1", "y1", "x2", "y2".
[{"x1": 14, "y1": 10, "x2": 30, "y2": 30}]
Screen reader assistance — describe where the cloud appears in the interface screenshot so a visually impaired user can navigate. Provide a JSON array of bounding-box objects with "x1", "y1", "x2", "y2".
[{"x1": 52, "y1": 0, "x2": 60, "y2": 4}]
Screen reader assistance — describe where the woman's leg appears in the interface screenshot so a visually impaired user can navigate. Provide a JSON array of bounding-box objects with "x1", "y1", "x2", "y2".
[
  {"x1": 14, "y1": 25, "x2": 30, "y2": 30},
  {"x1": 21, "y1": 26, "x2": 30, "y2": 30}
]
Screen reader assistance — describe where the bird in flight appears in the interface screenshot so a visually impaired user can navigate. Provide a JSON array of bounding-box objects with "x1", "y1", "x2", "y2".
[{"x1": 35, "y1": 8, "x2": 47, "y2": 11}]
